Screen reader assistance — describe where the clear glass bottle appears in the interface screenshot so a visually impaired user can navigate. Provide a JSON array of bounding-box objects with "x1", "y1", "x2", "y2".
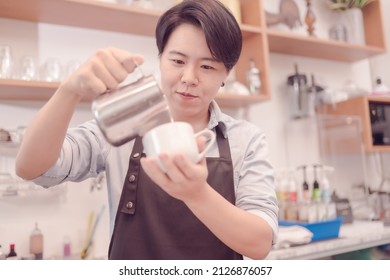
[{"x1": 246, "y1": 59, "x2": 261, "y2": 95}]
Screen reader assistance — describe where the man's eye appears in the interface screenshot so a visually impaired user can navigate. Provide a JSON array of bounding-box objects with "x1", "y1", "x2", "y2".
[
  {"x1": 202, "y1": 65, "x2": 214, "y2": 70},
  {"x1": 171, "y1": 59, "x2": 184, "y2": 65}
]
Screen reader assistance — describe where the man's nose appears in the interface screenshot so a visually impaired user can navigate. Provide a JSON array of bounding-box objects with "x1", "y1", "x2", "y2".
[{"x1": 181, "y1": 66, "x2": 199, "y2": 86}]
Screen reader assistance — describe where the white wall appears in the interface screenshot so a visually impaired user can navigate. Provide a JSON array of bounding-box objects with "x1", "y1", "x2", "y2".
[{"x1": 1, "y1": 0, "x2": 389, "y2": 258}]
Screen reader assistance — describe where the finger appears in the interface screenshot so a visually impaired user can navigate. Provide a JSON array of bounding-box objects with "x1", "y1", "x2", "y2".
[
  {"x1": 79, "y1": 74, "x2": 110, "y2": 96},
  {"x1": 159, "y1": 153, "x2": 187, "y2": 183},
  {"x1": 94, "y1": 48, "x2": 129, "y2": 83},
  {"x1": 172, "y1": 153, "x2": 199, "y2": 180},
  {"x1": 196, "y1": 136, "x2": 206, "y2": 153},
  {"x1": 140, "y1": 157, "x2": 170, "y2": 188},
  {"x1": 89, "y1": 58, "x2": 122, "y2": 90},
  {"x1": 64, "y1": 65, "x2": 111, "y2": 98},
  {"x1": 109, "y1": 47, "x2": 145, "y2": 73},
  {"x1": 122, "y1": 54, "x2": 144, "y2": 72}
]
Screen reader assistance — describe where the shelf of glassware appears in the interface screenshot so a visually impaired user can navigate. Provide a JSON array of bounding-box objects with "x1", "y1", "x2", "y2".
[
  {"x1": 0, "y1": 0, "x2": 385, "y2": 61},
  {"x1": 0, "y1": 0, "x2": 265, "y2": 36},
  {"x1": 0, "y1": 0, "x2": 161, "y2": 37},
  {"x1": 0, "y1": 174, "x2": 67, "y2": 202},
  {"x1": 0, "y1": 79, "x2": 269, "y2": 108},
  {"x1": 0, "y1": 0, "x2": 270, "y2": 108},
  {"x1": 0, "y1": 0, "x2": 386, "y2": 105},
  {"x1": 0, "y1": 79, "x2": 270, "y2": 107}
]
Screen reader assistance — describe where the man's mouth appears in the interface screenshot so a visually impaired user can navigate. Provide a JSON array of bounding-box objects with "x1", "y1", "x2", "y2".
[{"x1": 177, "y1": 91, "x2": 197, "y2": 98}]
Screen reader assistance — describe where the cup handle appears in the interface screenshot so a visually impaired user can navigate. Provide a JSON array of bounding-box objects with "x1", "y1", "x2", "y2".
[{"x1": 194, "y1": 129, "x2": 216, "y2": 160}]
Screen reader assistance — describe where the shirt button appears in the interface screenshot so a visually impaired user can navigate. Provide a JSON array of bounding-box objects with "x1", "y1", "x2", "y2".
[
  {"x1": 128, "y1": 174, "x2": 136, "y2": 183},
  {"x1": 133, "y1": 153, "x2": 140, "y2": 158},
  {"x1": 126, "y1": 201, "x2": 134, "y2": 209}
]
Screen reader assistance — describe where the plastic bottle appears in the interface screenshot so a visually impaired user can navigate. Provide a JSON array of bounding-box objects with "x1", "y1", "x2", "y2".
[
  {"x1": 311, "y1": 164, "x2": 321, "y2": 202},
  {"x1": 29, "y1": 222, "x2": 43, "y2": 260},
  {"x1": 298, "y1": 165, "x2": 310, "y2": 222},
  {"x1": 63, "y1": 236, "x2": 72, "y2": 259},
  {"x1": 321, "y1": 166, "x2": 331, "y2": 204},
  {"x1": 246, "y1": 59, "x2": 261, "y2": 95},
  {"x1": 321, "y1": 166, "x2": 337, "y2": 220},
  {"x1": 287, "y1": 169, "x2": 298, "y2": 203},
  {"x1": 299, "y1": 165, "x2": 311, "y2": 202},
  {"x1": 277, "y1": 170, "x2": 289, "y2": 221},
  {"x1": 307, "y1": 164, "x2": 322, "y2": 222},
  {"x1": 6, "y1": 243, "x2": 17, "y2": 259},
  {"x1": 285, "y1": 169, "x2": 299, "y2": 221}
]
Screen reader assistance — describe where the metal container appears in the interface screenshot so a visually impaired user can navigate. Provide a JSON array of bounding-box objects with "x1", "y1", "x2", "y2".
[
  {"x1": 92, "y1": 72, "x2": 172, "y2": 146},
  {"x1": 287, "y1": 64, "x2": 308, "y2": 119}
]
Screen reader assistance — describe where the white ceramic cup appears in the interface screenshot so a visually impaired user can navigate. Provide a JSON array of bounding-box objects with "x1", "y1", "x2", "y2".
[{"x1": 142, "y1": 122, "x2": 216, "y2": 172}]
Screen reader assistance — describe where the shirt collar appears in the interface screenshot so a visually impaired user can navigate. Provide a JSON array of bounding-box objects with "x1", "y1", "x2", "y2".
[{"x1": 208, "y1": 100, "x2": 228, "y2": 138}]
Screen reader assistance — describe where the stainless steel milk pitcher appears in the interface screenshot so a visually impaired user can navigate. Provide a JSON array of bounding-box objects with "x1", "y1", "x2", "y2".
[{"x1": 92, "y1": 69, "x2": 172, "y2": 146}]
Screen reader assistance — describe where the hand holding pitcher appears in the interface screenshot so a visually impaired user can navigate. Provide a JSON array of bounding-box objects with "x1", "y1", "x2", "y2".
[{"x1": 59, "y1": 47, "x2": 144, "y2": 101}]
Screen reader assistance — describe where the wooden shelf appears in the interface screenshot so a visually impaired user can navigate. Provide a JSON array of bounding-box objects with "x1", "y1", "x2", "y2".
[
  {"x1": 0, "y1": 0, "x2": 270, "y2": 108},
  {"x1": 0, "y1": 79, "x2": 60, "y2": 101},
  {"x1": 0, "y1": 0, "x2": 387, "y2": 107},
  {"x1": 317, "y1": 95, "x2": 390, "y2": 153},
  {"x1": 0, "y1": 0, "x2": 264, "y2": 38},
  {"x1": 0, "y1": 0, "x2": 161, "y2": 36},
  {"x1": 240, "y1": 24, "x2": 263, "y2": 39},
  {"x1": 0, "y1": 79, "x2": 91, "y2": 103},
  {"x1": 215, "y1": 93, "x2": 270, "y2": 108},
  {"x1": 267, "y1": 30, "x2": 386, "y2": 62},
  {"x1": 0, "y1": 79, "x2": 269, "y2": 108},
  {"x1": 367, "y1": 95, "x2": 390, "y2": 103},
  {"x1": 267, "y1": 0, "x2": 386, "y2": 62}
]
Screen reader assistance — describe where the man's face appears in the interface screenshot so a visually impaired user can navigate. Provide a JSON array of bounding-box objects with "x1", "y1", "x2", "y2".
[{"x1": 159, "y1": 23, "x2": 228, "y2": 122}]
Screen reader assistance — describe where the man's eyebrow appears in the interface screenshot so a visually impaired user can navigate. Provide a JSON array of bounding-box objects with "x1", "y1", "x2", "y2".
[{"x1": 168, "y1": 50, "x2": 218, "y2": 62}]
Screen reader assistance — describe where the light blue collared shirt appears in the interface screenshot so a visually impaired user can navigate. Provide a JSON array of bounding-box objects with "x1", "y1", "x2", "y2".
[{"x1": 32, "y1": 100, "x2": 278, "y2": 241}]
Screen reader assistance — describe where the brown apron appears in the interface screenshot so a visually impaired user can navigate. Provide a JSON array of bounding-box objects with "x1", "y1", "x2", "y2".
[{"x1": 108, "y1": 123, "x2": 242, "y2": 260}]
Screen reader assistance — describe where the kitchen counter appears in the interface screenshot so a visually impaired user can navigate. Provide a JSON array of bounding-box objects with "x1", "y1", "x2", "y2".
[{"x1": 266, "y1": 220, "x2": 390, "y2": 260}]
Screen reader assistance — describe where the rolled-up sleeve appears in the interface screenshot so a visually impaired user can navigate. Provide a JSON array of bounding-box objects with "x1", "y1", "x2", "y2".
[
  {"x1": 229, "y1": 122, "x2": 279, "y2": 243},
  {"x1": 31, "y1": 120, "x2": 109, "y2": 188}
]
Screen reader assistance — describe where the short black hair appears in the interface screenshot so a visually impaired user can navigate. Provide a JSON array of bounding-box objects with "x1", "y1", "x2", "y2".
[{"x1": 155, "y1": 0, "x2": 242, "y2": 71}]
